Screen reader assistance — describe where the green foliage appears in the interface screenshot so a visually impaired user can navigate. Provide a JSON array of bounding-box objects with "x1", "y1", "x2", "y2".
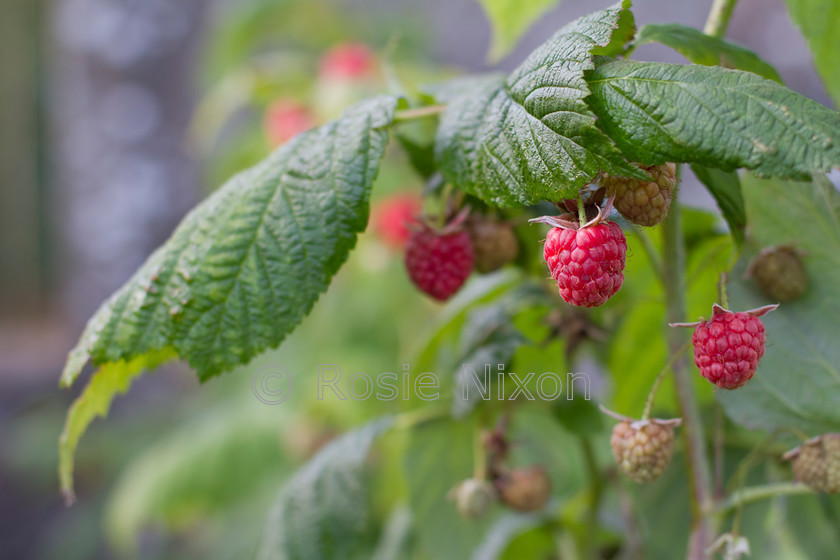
[
  {"x1": 633, "y1": 23, "x2": 782, "y2": 82},
  {"x1": 476, "y1": 0, "x2": 564, "y2": 62},
  {"x1": 58, "y1": 349, "x2": 175, "y2": 502},
  {"x1": 586, "y1": 59, "x2": 840, "y2": 179},
  {"x1": 435, "y1": 2, "x2": 646, "y2": 208},
  {"x1": 690, "y1": 165, "x2": 746, "y2": 246},
  {"x1": 784, "y1": 0, "x2": 840, "y2": 106},
  {"x1": 257, "y1": 417, "x2": 394, "y2": 560},
  {"x1": 719, "y1": 174, "x2": 840, "y2": 434}
]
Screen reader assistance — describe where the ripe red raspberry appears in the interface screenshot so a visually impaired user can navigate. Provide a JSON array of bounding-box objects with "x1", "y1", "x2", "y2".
[
  {"x1": 496, "y1": 466, "x2": 552, "y2": 512},
  {"x1": 610, "y1": 419, "x2": 678, "y2": 483},
  {"x1": 405, "y1": 219, "x2": 474, "y2": 301},
  {"x1": 467, "y1": 217, "x2": 519, "y2": 274},
  {"x1": 263, "y1": 100, "x2": 316, "y2": 147},
  {"x1": 543, "y1": 221, "x2": 627, "y2": 308},
  {"x1": 676, "y1": 304, "x2": 778, "y2": 390},
  {"x1": 600, "y1": 163, "x2": 677, "y2": 227},
  {"x1": 372, "y1": 193, "x2": 422, "y2": 249},
  {"x1": 784, "y1": 434, "x2": 840, "y2": 494},
  {"x1": 319, "y1": 43, "x2": 374, "y2": 79}
]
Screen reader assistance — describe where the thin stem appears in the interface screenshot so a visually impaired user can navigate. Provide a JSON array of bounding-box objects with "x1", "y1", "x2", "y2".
[
  {"x1": 717, "y1": 272, "x2": 729, "y2": 309},
  {"x1": 641, "y1": 340, "x2": 690, "y2": 421},
  {"x1": 703, "y1": 0, "x2": 739, "y2": 38},
  {"x1": 713, "y1": 405, "x2": 725, "y2": 500},
  {"x1": 633, "y1": 228, "x2": 664, "y2": 284},
  {"x1": 714, "y1": 483, "x2": 813, "y2": 516},
  {"x1": 392, "y1": 104, "x2": 446, "y2": 124},
  {"x1": 580, "y1": 437, "x2": 603, "y2": 558},
  {"x1": 662, "y1": 179, "x2": 715, "y2": 559},
  {"x1": 577, "y1": 196, "x2": 587, "y2": 225}
]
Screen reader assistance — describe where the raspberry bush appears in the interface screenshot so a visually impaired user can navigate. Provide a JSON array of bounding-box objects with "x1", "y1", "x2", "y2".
[{"x1": 57, "y1": 1, "x2": 840, "y2": 559}]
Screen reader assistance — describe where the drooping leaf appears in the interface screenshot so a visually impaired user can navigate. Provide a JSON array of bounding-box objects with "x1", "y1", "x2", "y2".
[
  {"x1": 718, "y1": 174, "x2": 840, "y2": 434},
  {"x1": 257, "y1": 417, "x2": 394, "y2": 560},
  {"x1": 58, "y1": 349, "x2": 175, "y2": 503},
  {"x1": 61, "y1": 96, "x2": 397, "y2": 388},
  {"x1": 435, "y1": 2, "x2": 647, "y2": 208},
  {"x1": 476, "y1": 0, "x2": 564, "y2": 62},
  {"x1": 633, "y1": 23, "x2": 782, "y2": 82},
  {"x1": 586, "y1": 60, "x2": 840, "y2": 179},
  {"x1": 690, "y1": 165, "x2": 746, "y2": 246},
  {"x1": 784, "y1": 0, "x2": 840, "y2": 107}
]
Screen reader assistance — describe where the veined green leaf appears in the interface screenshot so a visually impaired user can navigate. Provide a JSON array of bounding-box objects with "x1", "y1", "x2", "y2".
[
  {"x1": 59, "y1": 348, "x2": 175, "y2": 503},
  {"x1": 586, "y1": 60, "x2": 840, "y2": 179},
  {"x1": 718, "y1": 174, "x2": 840, "y2": 434},
  {"x1": 435, "y1": 1, "x2": 647, "y2": 208},
  {"x1": 61, "y1": 96, "x2": 397, "y2": 388},
  {"x1": 477, "y1": 0, "x2": 564, "y2": 62},
  {"x1": 784, "y1": 0, "x2": 840, "y2": 107},
  {"x1": 633, "y1": 23, "x2": 782, "y2": 82},
  {"x1": 257, "y1": 417, "x2": 394, "y2": 560},
  {"x1": 690, "y1": 165, "x2": 746, "y2": 246}
]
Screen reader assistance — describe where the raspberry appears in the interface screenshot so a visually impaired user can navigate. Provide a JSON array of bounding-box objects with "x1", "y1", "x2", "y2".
[
  {"x1": 263, "y1": 100, "x2": 316, "y2": 147},
  {"x1": 372, "y1": 193, "x2": 422, "y2": 249},
  {"x1": 319, "y1": 43, "x2": 374, "y2": 79},
  {"x1": 496, "y1": 466, "x2": 551, "y2": 512},
  {"x1": 748, "y1": 245, "x2": 808, "y2": 302},
  {"x1": 600, "y1": 163, "x2": 677, "y2": 227},
  {"x1": 451, "y1": 478, "x2": 497, "y2": 519},
  {"x1": 543, "y1": 221, "x2": 627, "y2": 308},
  {"x1": 684, "y1": 304, "x2": 777, "y2": 390},
  {"x1": 405, "y1": 220, "x2": 474, "y2": 301},
  {"x1": 467, "y1": 218, "x2": 519, "y2": 274},
  {"x1": 610, "y1": 419, "x2": 676, "y2": 483},
  {"x1": 784, "y1": 434, "x2": 840, "y2": 493}
]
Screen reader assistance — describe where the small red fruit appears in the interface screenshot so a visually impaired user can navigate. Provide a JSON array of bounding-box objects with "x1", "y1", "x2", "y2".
[
  {"x1": 372, "y1": 193, "x2": 422, "y2": 249},
  {"x1": 319, "y1": 43, "x2": 374, "y2": 80},
  {"x1": 673, "y1": 304, "x2": 778, "y2": 390},
  {"x1": 542, "y1": 218, "x2": 627, "y2": 308},
  {"x1": 405, "y1": 216, "x2": 474, "y2": 301},
  {"x1": 264, "y1": 100, "x2": 316, "y2": 147}
]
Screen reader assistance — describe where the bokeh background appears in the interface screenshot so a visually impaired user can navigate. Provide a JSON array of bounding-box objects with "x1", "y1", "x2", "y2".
[{"x1": 0, "y1": 0, "x2": 833, "y2": 558}]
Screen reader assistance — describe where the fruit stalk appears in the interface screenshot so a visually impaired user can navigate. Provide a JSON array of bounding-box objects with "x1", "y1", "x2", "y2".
[
  {"x1": 713, "y1": 482, "x2": 813, "y2": 515},
  {"x1": 661, "y1": 184, "x2": 715, "y2": 559}
]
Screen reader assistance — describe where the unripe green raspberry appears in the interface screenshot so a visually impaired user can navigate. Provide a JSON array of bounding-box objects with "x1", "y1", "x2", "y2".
[
  {"x1": 611, "y1": 419, "x2": 676, "y2": 483},
  {"x1": 452, "y1": 478, "x2": 497, "y2": 519},
  {"x1": 467, "y1": 217, "x2": 519, "y2": 274},
  {"x1": 748, "y1": 245, "x2": 808, "y2": 302},
  {"x1": 784, "y1": 434, "x2": 840, "y2": 494},
  {"x1": 497, "y1": 466, "x2": 551, "y2": 512},
  {"x1": 600, "y1": 163, "x2": 677, "y2": 227}
]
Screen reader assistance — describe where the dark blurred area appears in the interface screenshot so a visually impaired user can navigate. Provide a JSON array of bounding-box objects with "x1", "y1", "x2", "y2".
[{"x1": 0, "y1": 0, "x2": 831, "y2": 558}]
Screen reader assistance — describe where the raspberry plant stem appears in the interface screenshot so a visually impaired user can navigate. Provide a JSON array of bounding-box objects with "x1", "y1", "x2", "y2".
[
  {"x1": 714, "y1": 482, "x2": 812, "y2": 516},
  {"x1": 662, "y1": 180, "x2": 716, "y2": 559},
  {"x1": 577, "y1": 196, "x2": 587, "y2": 226},
  {"x1": 703, "y1": 0, "x2": 739, "y2": 38},
  {"x1": 392, "y1": 104, "x2": 446, "y2": 123},
  {"x1": 641, "y1": 341, "x2": 689, "y2": 421}
]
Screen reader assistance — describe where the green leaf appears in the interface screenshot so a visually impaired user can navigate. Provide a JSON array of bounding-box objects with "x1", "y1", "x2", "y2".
[
  {"x1": 633, "y1": 23, "x2": 782, "y2": 82},
  {"x1": 58, "y1": 348, "x2": 175, "y2": 503},
  {"x1": 61, "y1": 96, "x2": 397, "y2": 388},
  {"x1": 257, "y1": 417, "x2": 394, "y2": 560},
  {"x1": 784, "y1": 0, "x2": 840, "y2": 107},
  {"x1": 477, "y1": 0, "x2": 564, "y2": 62},
  {"x1": 717, "y1": 174, "x2": 840, "y2": 434},
  {"x1": 435, "y1": 2, "x2": 647, "y2": 208},
  {"x1": 586, "y1": 59, "x2": 840, "y2": 179},
  {"x1": 690, "y1": 165, "x2": 746, "y2": 246}
]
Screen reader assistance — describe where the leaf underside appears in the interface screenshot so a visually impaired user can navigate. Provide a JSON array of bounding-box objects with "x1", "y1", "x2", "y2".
[
  {"x1": 435, "y1": 1, "x2": 646, "y2": 208},
  {"x1": 257, "y1": 418, "x2": 394, "y2": 560},
  {"x1": 586, "y1": 59, "x2": 840, "y2": 179}
]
